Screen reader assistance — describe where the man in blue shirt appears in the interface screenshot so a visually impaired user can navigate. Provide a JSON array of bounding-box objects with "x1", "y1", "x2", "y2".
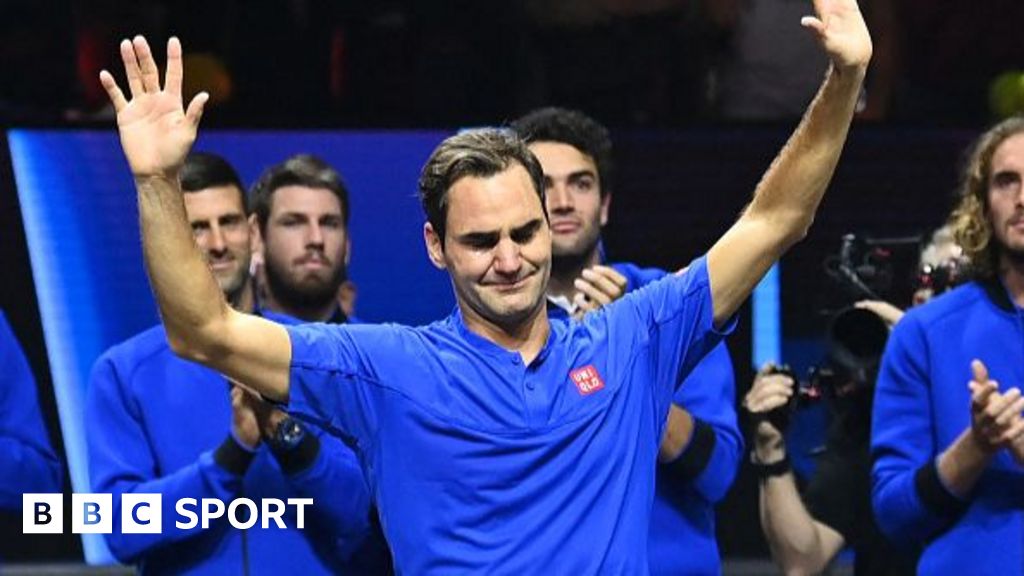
[
  {"x1": 99, "y1": 4, "x2": 871, "y2": 570},
  {"x1": 511, "y1": 106, "x2": 741, "y2": 575},
  {"x1": 872, "y1": 116, "x2": 1024, "y2": 574},
  {"x1": 87, "y1": 153, "x2": 384, "y2": 574},
  {"x1": 0, "y1": 310, "x2": 62, "y2": 511}
]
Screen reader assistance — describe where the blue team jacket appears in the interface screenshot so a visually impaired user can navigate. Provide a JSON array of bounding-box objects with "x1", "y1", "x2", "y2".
[
  {"x1": 87, "y1": 318, "x2": 386, "y2": 575},
  {"x1": 0, "y1": 310, "x2": 62, "y2": 511},
  {"x1": 872, "y1": 278, "x2": 1024, "y2": 575}
]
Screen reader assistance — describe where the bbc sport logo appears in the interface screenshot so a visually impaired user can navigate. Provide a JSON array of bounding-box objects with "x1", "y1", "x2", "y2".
[{"x1": 23, "y1": 494, "x2": 313, "y2": 534}]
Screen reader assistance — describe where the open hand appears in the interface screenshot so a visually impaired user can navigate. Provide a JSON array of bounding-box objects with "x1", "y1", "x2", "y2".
[
  {"x1": 801, "y1": 0, "x2": 873, "y2": 72},
  {"x1": 100, "y1": 36, "x2": 208, "y2": 180}
]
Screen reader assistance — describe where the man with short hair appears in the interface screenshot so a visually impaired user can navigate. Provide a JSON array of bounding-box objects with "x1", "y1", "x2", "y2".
[
  {"x1": 250, "y1": 154, "x2": 354, "y2": 323},
  {"x1": 511, "y1": 106, "x2": 741, "y2": 575},
  {"x1": 99, "y1": 3, "x2": 871, "y2": 570},
  {"x1": 872, "y1": 116, "x2": 1024, "y2": 574},
  {"x1": 86, "y1": 152, "x2": 383, "y2": 574}
]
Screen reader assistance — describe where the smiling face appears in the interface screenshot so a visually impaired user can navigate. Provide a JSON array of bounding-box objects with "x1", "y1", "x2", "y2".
[
  {"x1": 183, "y1": 184, "x2": 252, "y2": 304},
  {"x1": 424, "y1": 163, "x2": 552, "y2": 331},
  {"x1": 987, "y1": 133, "x2": 1024, "y2": 267},
  {"x1": 260, "y1": 185, "x2": 350, "y2": 313},
  {"x1": 528, "y1": 141, "x2": 609, "y2": 264}
]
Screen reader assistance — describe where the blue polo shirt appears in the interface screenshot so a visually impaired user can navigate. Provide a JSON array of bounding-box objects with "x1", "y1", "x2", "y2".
[{"x1": 285, "y1": 256, "x2": 730, "y2": 573}]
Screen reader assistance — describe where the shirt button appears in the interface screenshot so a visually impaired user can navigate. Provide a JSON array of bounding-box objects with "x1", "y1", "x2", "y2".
[
  {"x1": 511, "y1": 356, "x2": 520, "y2": 365},
  {"x1": 525, "y1": 380, "x2": 535, "y2": 390}
]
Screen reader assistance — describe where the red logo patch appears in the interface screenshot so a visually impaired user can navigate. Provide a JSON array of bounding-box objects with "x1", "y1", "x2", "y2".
[{"x1": 570, "y1": 365, "x2": 605, "y2": 396}]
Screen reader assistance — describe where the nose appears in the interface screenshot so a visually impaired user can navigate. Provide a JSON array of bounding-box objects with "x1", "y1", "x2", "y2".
[
  {"x1": 207, "y1": 223, "x2": 227, "y2": 254},
  {"x1": 547, "y1": 181, "x2": 574, "y2": 214},
  {"x1": 306, "y1": 222, "x2": 325, "y2": 248},
  {"x1": 493, "y1": 238, "x2": 522, "y2": 276}
]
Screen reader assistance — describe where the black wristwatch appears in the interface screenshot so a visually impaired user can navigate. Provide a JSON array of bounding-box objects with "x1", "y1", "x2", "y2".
[
  {"x1": 268, "y1": 417, "x2": 307, "y2": 453},
  {"x1": 750, "y1": 451, "x2": 791, "y2": 480}
]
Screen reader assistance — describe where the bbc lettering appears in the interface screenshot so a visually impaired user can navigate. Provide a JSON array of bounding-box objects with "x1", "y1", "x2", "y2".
[{"x1": 23, "y1": 494, "x2": 312, "y2": 534}]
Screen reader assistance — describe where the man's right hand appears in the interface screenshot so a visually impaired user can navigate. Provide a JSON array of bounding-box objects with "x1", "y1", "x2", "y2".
[
  {"x1": 100, "y1": 36, "x2": 208, "y2": 180},
  {"x1": 968, "y1": 359, "x2": 1024, "y2": 455},
  {"x1": 743, "y1": 363, "x2": 796, "y2": 460}
]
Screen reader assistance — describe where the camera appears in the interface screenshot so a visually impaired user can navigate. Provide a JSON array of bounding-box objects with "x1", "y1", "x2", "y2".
[{"x1": 761, "y1": 234, "x2": 905, "y2": 431}]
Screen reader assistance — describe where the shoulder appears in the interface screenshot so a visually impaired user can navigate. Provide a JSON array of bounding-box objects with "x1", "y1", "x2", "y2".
[
  {"x1": 899, "y1": 282, "x2": 989, "y2": 331},
  {"x1": 95, "y1": 324, "x2": 176, "y2": 375}
]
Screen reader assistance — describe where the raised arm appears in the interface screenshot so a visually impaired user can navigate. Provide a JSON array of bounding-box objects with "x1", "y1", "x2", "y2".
[
  {"x1": 705, "y1": 0, "x2": 872, "y2": 325},
  {"x1": 101, "y1": 36, "x2": 290, "y2": 401}
]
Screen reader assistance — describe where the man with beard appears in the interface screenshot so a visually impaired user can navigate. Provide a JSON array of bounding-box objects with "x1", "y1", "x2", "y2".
[
  {"x1": 250, "y1": 154, "x2": 353, "y2": 324},
  {"x1": 99, "y1": 2, "x2": 871, "y2": 569},
  {"x1": 872, "y1": 116, "x2": 1024, "y2": 574},
  {"x1": 511, "y1": 107, "x2": 741, "y2": 575},
  {"x1": 86, "y1": 153, "x2": 386, "y2": 574}
]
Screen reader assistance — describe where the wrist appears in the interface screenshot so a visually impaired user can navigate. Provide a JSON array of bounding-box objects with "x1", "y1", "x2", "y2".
[
  {"x1": 133, "y1": 172, "x2": 181, "y2": 188},
  {"x1": 754, "y1": 438, "x2": 786, "y2": 463},
  {"x1": 750, "y1": 451, "x2": 791, "y2": 480},
  {"x1": 261, "y1": 411, "x2": 289, "y2": 441}
]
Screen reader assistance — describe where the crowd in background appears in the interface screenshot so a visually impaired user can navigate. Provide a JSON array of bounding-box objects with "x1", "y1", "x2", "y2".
[{"x1": 4, "y1": 0, "x2": 1024, "y2": 127}]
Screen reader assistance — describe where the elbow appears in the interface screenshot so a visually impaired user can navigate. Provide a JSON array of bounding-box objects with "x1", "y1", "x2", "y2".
[
  {"x1": 165, "y1": 315, "x2": 231, "y2": 364},
  {"x1": 782, "y1": 213, "x2": 813, "y2": 246}
]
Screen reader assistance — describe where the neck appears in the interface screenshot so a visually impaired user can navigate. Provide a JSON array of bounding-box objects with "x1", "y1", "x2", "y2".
[
  {"x1": 460, "y1": 302, "x2": 550, "y2": 365},
  {"x1": 262, "y1": 291, "x2": 340, "y2": 322},
  {"x1": 228, "y1": 284, "x2": 255, "y2": 314},
  {"x1": 547, "y1": 248, "x2": 602, "y2": 299},
  {"x1": 1000, "y1": 253, "x2": 1024, "y2": 308}
]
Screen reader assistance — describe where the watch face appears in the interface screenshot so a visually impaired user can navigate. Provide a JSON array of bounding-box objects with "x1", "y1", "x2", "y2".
[{"x1": 276, "y1": 418, "x2": 305, "y2": 448}]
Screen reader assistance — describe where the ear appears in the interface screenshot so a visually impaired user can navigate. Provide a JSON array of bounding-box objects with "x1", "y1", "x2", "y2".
[
  {"x1": 599, "y1": 192, "x2": 612, "y2": 227},
  {"x1": 248, "y1": 215, "x2": 264, "y2": 274},
  {"x1": 424, "y1": 222, "x2": 447, "y2": 270}
]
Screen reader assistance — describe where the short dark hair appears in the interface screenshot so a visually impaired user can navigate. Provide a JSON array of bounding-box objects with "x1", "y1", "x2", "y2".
[
  {"x1": 418, "y1": 128, "x2": 546, "y2": 244},
  {"x1": 180, "y1": 152, "x2": 247, "y2": 211},
  {"x1": 510, "y1": 107, "x2": 613, "y2": 197},
  {"x1": 249, "y1": 154, "x2": 350, "y2": 232}
]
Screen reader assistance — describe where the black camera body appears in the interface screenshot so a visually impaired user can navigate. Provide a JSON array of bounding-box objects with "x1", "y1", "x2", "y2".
[{"x1": 761, "y1": 234, "x2": 902, "y2": 432}]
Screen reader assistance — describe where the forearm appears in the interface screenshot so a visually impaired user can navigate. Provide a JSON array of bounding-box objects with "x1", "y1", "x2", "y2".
[
  {"x1": 707, "y1": 64, "x2": 867, "y2": 323},
  {"x1": 137, "y1": 175, "x2": 230, "y2": 354},
  {"x1": 760, "y1": 472, "x2": 838, "y2": 576},
  {"x1": 659, "y1": 405, "x2": 695, "y2": 462},
  {"x1": 746, "y1": 64, "x2": 865, "y2": 241},
  {"x1": 936, "y1": 428, "x2": 994, "y2": 497}
]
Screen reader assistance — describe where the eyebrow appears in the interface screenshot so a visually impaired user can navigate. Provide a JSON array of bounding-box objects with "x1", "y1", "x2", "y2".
[
  {"x1": 511, "y1": 219, "x2": 544, "y2": 238},
  {"x1": 545, "y1": 169, "x2": 597, "y2": 183},
  {"x1": 455, "y1": 218, "x2": 545, "y2": 244}
]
